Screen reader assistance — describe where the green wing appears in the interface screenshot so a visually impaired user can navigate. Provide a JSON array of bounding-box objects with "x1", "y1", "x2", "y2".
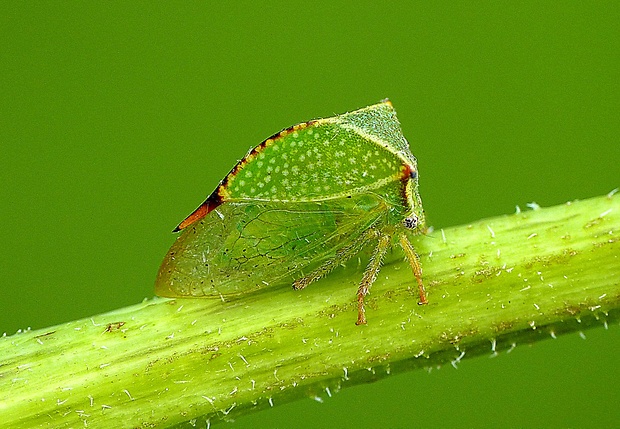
[{"x1": 155, "y1": 193, "x2": 386, "y2": 298}]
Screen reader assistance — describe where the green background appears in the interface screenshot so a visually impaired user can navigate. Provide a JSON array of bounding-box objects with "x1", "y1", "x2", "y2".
[{"x1": 1, "y1": 2, "x2": 618, "y2": 427}]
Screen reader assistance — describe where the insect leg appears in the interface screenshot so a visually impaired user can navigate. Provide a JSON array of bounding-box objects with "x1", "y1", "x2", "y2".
[
  {"x1": 356, "y1": 231, "x2": 390, "y2": 325},
  {"x1": 293, "y1": 227, "x2": 379, "y2": 291},
  {"x1": 399, "y1": 233, "x2": 428, "y2": 305}
]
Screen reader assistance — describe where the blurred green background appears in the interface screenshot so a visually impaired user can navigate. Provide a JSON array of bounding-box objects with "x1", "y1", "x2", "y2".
[{"x1": 1, "y1": 2, "x2": 618, "y2": 428}]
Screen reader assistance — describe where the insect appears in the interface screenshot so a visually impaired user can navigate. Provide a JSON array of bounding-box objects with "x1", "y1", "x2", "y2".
[{"x1": 155, "y1": 100, "x2": 427, "y2": 325}]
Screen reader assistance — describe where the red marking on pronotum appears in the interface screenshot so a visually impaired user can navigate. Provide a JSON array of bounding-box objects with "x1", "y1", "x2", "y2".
[
  {"x1": 401, "y1": 163, "x2": 415, "y2": 180},
  {"x1": 398, "y1": 163, "x2": 417, "y2": 202},
  {"x1": 174, "y1": 191, "x2": 223, "y2": 232}
]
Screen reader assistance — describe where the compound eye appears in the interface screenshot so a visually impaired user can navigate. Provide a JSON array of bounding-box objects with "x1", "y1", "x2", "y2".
[{"x1": 403, "y1": 214, "x2": 418, "y2": 229}]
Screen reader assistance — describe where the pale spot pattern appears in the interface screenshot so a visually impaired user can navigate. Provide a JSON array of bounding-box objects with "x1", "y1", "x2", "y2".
[{"x1": 225, "y1": 122, "x2": 406, "y2": 202}]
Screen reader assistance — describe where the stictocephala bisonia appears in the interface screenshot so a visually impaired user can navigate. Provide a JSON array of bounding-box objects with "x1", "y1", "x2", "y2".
[{"x1": 155, "y1": 100, "x2": 427, "y2": 324}]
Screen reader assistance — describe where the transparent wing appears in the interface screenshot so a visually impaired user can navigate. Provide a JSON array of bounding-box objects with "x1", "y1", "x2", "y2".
[{"x1": 155, "y1": 193, "x2": 387, "y2": 298}]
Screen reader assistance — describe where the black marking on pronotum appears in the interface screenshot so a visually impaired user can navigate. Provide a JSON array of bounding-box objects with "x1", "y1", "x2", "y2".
[{"x1": 175, "y1": 120, "x2": 320, "y2": 231}]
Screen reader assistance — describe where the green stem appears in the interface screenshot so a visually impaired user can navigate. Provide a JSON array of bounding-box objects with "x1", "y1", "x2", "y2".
[{"x1": 1, "y1": 193, "x2": 619, "y2": 428}]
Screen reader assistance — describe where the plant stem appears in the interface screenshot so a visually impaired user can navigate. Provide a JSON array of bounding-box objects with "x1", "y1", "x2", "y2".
[{"x1": 1, "y1": 193, "x2": 619, "y2": 428}]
